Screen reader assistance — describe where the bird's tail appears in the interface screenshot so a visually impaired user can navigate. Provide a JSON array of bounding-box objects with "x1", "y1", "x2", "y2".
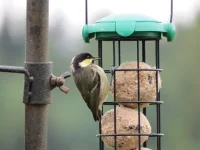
[{"x1": 93, "y1": 109, "x2": 102, "y2": 122}]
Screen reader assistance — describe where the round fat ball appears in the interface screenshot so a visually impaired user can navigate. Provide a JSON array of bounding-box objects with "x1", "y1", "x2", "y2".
[
  {"x1": 111, "y1": 61, "x2": 162, "y2": 109},
  {"x1": 101, "y1": 106, "x2": 152, "y2": 150}
]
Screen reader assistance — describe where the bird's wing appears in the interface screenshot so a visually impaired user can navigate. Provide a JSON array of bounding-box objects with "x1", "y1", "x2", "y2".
[{"x1": 73, "y1": 67, "x2": 101, "y2": 121}]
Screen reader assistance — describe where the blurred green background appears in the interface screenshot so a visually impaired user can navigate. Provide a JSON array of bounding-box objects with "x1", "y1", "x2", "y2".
[{"x1": 0, "y1": 1, "x2": 200, "y2": 150}]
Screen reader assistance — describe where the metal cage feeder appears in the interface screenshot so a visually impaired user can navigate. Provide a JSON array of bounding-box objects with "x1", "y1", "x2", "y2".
[{"x1": 82, "y1": 5, "x2": 175, "y2": 150}]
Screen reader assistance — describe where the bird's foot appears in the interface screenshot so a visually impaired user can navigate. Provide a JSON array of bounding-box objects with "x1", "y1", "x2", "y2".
[
  {"x1": 108, "y1": 65, "x2": 117, "y2": 86},
  {"x1": 109, "y1": 65, "x2": 117, "y2": 75}
]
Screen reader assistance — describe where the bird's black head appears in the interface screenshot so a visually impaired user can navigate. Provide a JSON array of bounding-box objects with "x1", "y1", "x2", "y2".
[{"x1": 71, "y1": 53, "x2": 100, "y2": 70}]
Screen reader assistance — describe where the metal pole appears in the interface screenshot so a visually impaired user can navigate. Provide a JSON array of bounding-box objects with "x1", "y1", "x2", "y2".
[{"x1": 25, "y1": 0, "x2": 50, "y2": 150}]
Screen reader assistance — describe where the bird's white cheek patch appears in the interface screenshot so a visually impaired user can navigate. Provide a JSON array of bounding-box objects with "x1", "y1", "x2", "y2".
[{"x1": 79, "y1": 59, "x2": 93, "y2": 67}]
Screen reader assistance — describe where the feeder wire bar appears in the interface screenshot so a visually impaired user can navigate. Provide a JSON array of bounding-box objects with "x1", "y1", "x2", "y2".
[
  {"x1": 113, "y1": 41, "x2": 116, "y2": 66},
  {"x1": 156, "y1": 39, "x2": 161, "y2": 150},
  {"x1": 97, "y1": 133, "x2": 164, "y2": 137},
  {"x1": 142, "y1": 40, "x2": 147, "y2": 147},
  {"x1": 104, "y1": 68, "x2": 163, "y2": 73},
  {"x1": 104, "y1": 101, "x2": 163, "y2": 105},
  {"x1": 112, "y1": 40, "x2": 117, "y2": 150},
  {"x1": 98, "y1": 40, "x2": 104, "y2": 150},
  {"x1": 136, "y1": 39, "x2": 141, "y2": 150},
  {"x1": 118, "y1": 41, "x2": 121, "y2": 65}
]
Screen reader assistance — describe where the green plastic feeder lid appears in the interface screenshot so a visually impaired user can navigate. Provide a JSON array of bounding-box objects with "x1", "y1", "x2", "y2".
[{"x1": 82, "y1": 14, "x2": 175, "y2": 43}]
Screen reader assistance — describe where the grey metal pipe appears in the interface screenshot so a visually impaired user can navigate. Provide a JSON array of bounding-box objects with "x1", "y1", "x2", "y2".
[
  {"x1": 25, "y1": 0, "x2": 49, "y2": 150},
  {"x1": 25, "y1": 105, "x2": 48, "y2": 150},
  {"x1": 26, "y1": 0, "x2": 49, "y2": 62}
]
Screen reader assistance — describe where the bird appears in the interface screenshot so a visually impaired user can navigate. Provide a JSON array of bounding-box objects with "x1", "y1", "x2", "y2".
[{"x1": 70, "y1": 52, "x2": 110, "y2": 121}]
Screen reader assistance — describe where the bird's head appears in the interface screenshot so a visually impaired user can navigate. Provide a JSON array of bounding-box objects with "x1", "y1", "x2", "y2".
[{"x1": 71, "y1": 53, "x2": 100, "y2": 70}]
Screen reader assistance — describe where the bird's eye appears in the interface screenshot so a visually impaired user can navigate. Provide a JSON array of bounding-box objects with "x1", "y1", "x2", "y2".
[{"x1": 87, "y1": 56, "x2": 90, "y2": 58}]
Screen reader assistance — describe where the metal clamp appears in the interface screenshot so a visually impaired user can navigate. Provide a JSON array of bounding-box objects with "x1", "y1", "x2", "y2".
[{"x1": 23, "y1": 62, "x2": 53, "y2": 104}]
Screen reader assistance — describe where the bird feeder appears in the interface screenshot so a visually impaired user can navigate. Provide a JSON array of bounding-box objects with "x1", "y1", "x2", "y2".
[{"x1": 82, "y1": 2, "x2": 175, "y2": 150}]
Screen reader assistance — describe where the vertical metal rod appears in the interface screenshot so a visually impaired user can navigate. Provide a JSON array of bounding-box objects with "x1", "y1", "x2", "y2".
[
  {"x1": 137, "y1": 39, "x2": 141, "y2": 150},
  {"x1": 113, "y1": 71, "x2": 117, "y2": 150},
  {"x1": 142, "y1": 41, "x2": 146, "y2": 63},
  {"x1": 113, "y1": 40, "x2": 117, "y2": 150},
  {"x1": 85, "y1": 0, "x2": 88, "y2": 24},
  {"x1": 142, "y1": 40, "x2": 147, "y2": 148},
  {"x1": 113, "y1": 41, "x2": 116, "y2": 66},
  {"x1": 98, "y1": 40, "x2": 104, "y2": 150},
  {"x1": 170, "y1": 0, "x2": 173, "y2": 23},
  {"x1": 118, "y1": 41, "x2": 121, "y2": 66},
  {"x1": 98, "y1": 40, "x2": 103, "y2": 67},
  {"x1": 25, "y1": 0, "x2": 49, "y2": 150},
  {"x1": 155, "y1": 39, "x2": 161, "y2": 150}
]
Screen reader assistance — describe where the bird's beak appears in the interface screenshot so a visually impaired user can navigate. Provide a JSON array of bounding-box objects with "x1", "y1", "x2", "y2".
[{"x1": 93, "y1": 57, "x2": 101, "y2": 61}]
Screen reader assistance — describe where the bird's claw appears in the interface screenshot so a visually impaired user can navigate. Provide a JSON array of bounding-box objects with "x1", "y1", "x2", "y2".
[
  {"x1": 108, "y1": 65, "x2": 117, "y2": 86},
  {"x1": 109, "y1": 65, "x2": 117, "y2": 75}
]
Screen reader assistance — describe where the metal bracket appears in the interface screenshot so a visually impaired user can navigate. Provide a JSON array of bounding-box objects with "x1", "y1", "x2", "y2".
[
  {"x1": 23, "y1": 62, "x2": 52, "y2": 104},
  {"x1": 0, "y1": 65, "x2": 32, "y2": 103},
  {"x1": 0, "y1": 65, "x2": 30, "y2": 76},
  {"x1": 0, "y1": 64, "x2": 71, "y2": 104}
]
